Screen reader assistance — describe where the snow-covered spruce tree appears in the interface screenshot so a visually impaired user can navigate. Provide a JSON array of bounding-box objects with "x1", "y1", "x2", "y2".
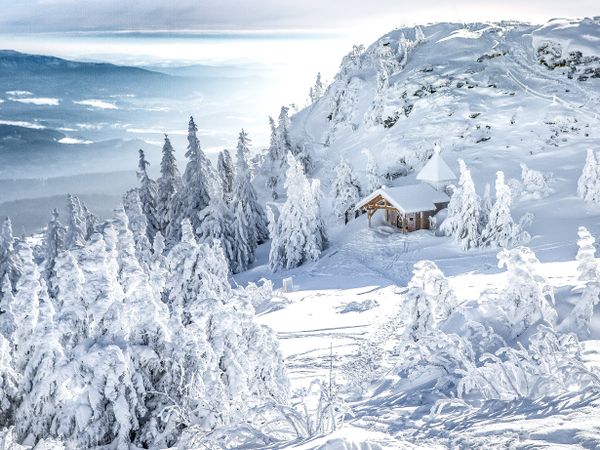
[
  {"x1": 197, "y1": 193, "x2": 237, "y2": 270},
  {"x1": 217, "y1": 148, "x2": 234, "y2": 202},
  {"x1": 161, "y1": 237, "x2": 289, "y2": 446},
  {"x1": 157, "y1": 134, "x2": 181, "y2": 238},
  {"x1": 0, "y1": 217, "x2": 21, "y2": 297},
  {"x1": 82, "y1": 202, "x2": 98, "y2": 241},
  {"x1": 363, "y1": 149, "x2": 384, "y2": 193},
  {"x1": 495, "y1": 247, "x2": 557, "y2": 338},
  {"x1": 123, "y1": 189, "x2": 153, "y2": 272},
  {"x1": 402, "y1": 284, "x2": 435, "y2": 342},
  {"x1": 54, "y1": 342, "x2": 142, "y2": 449},
  {"x1": 569, "y1": 280, "x2": 600, "y2": 338},
  {"x1": 265, "y1": 108, "x2": 293, "y2": 200},
  {"x1": 480, "y1": 182, "x2": 493, "y2": 229},
  {"x1": 570, "y1": 226, "x2": 600, "y2": 337},
  {"x1": 409, "y1": 260, "x2": 457, "y2": 321},
  {"x1": 232, "y1": 130, "x2": 269, "y2": 245},
  {"x1": 53, "y1": 250, "x2": 87, "y2": 352},
  {"x1": 11, "y1": 243, "x2": 42, "y2": 373},
  {"x1": 149, "y1": 231, "x2": 167, "y2": 302},
  {"x1": 77, "y1": 231, "x2": 125, "y2": 340},
  {"x1": 415, "y1": 25, "x2": 425, "y2": 43},
  {"x1": 308, "y1": 72, "x2": 324, "y2": 104},
  {"x1": 112, "y1": 208, "x2": 170, "y2": 438},
  {"x1": 0, "y1": 274, "x2": 15, "y2": 338},
  {"x1": 576, "y1": 226, "x2": 599, "y2": 284},
  {"x1": 0, "y1": 334, "x2": 17, "y2": 426},
  {"x1": 331, "y1": 157, "x2": 362, "y2": 223},
  {"x1": 440, "y1": 159, "x2": 481, "y2": 250},
  {"x1": 577, "y1": 148, "x2": 600, "y2": 203},
  {"x1": 177, "y1": 116, "x2": 213, "y2": 237},
  {"x1": 42, "y1": 209, "x2": 65, "y2": 297},
  {"x1": 482, "y1": 171, "x2": 527, "y2": 248},
  {"x1": 15, "y1": 283, "x2": 65, "y2": 446},
  {"x1": 164, "y1": 219, "x2": 199, "y2": 322},
  {"x1": 64, "y1": 194, "x2": 86, "y2": 249},
  {"x1": 137, "y1": 148, "x2": 160, "y2": 240},
  {"x1": 52, "y1": 230, "x2": 146, "y2": 449},
  {"x1": 520, "y1": 163, "x2": 552, "y2": 199},
  {"x1": 269, "y1": 153, "x2": 326, "y2": 271}
]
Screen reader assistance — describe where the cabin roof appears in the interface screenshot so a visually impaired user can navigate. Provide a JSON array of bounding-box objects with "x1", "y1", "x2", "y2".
[
  {"x1": 356, "y1": 184, "x2": 450, "y2": 214},
  {"x1": 416, "y1": 151, "x2": 457, "y2": 184}
]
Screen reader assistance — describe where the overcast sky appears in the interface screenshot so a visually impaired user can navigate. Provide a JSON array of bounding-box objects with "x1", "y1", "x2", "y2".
[{"x1": 0, "y1": 0, "x2": 597, "y2": 32}]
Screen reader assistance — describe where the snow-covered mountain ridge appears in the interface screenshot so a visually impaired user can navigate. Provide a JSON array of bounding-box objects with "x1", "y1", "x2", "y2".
[{"x1": 290, "y1": 18, "x2": 600, "y2": 193}]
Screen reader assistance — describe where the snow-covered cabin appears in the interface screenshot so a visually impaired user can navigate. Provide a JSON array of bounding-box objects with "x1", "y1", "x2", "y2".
[
  {"x1": 355, "y1": 149, "x2": 455, "y2": 232},
  {"x1": 356, "y1": 184, "x2": 450, "y2": 232},
  {"x1": 416, "y1": 147, "x2": 457, "y2": 191}
]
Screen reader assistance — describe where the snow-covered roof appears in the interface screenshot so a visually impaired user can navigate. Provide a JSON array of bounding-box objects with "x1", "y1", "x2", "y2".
[
  {"x1": 356, "y1": 184, "x2": 450, "y2": 214},
  {"x1": 416, "y1": 151, "x2": 457, "y2": 184}
]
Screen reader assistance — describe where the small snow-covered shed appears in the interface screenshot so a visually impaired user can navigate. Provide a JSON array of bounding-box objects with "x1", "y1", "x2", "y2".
[
  {"x1": 356, "y1": 184, "x2": 450, "y2": 232},
  {"x1": 416, "y1": 147, "x2": 457, "y2": 191}
]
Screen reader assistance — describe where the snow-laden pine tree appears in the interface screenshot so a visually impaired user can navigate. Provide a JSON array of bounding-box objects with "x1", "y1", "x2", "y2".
[
  {"x1": 308, "y1": 72, "x2": 324, "y2": 104},
  {"x1": 77, "y1": 232, "x2": 125, "y2": 340},
  {"x1": 495, "y1": 247, "x2": 557, "y2": 338},
  {"x1": 265, "y1": 108, "x2": 293, "y2": 200},
  {"x1": 53, "y1": 250, "x2": 87, "y2": 352},
  {"x1": 164, "y1": 219, "x2": 199, "y2": 322},
  {"x1": 331, "y1": 157, "x2": 362, "y2": 223},
  {"x1": 11, "y1": 243, "x2": 42, "y2": 373},
  {"x1": 157, "y1": 134, "x2": 181, "y2": 238},
  {"x1": 0, "y1": 217, "x2": 20, "y2": 297},
  {"x1": 577, "y1": 149, "x2": 600, "y2": 202},
  {"x1": 520, "y1": 163, "x2": 552, "y2": 199},
  {"x1": 0, "y1": 334, "x2": 17, "y2": 426},
  {"x1": 440, "y1": 159, "x2": 481, "y2": 250},
  {"x1": 52, "y1": 230, "x2": 145, "y2": 449},
  {"x1": 269, "y1": 153, "x2": 326, "y2": 271},
  {"x1": 480, "y1": 182, "x2": 492, "y2": 229},
  {"x1": 482, "y1": 171, "x2": 522, "y2": 248},
  {"x1": 123, "y1": 190, "x2": 153, "y2": 272},
  {"x1": 160, "y1": 236, "x2": 289, "y2": 443},
  {"x1": 137, "y1": 148, "x2": 160, "y2": 240},
  {"x1": 231, "y1": 129, "x2": 269, "y2": 246},
  {"x1": 402, "y1": 284, "x2": 435, "y2": 342},
  {"x1": 149, "y1": 231, "x2": 167, "y2": 301},
  {"x1": 15, "y1": 283, "x2": 65, "y2": 446},
  {"x1": 569, "y1": 282, "x2": 600, "y2": 338},
  {"x1": 81, "y1": 201, "x2": 98, "y2": 240},
  {"x1": 42, "y1": 209, "x2": 65, "y2": 297},
  {"x1": 415, "y1": 25, "x2": 425, "y2": 42},
  {"x1": 177, "y1": 116, "x2": 213, "y2": 236},
  {"x1": 363, "y1": 149, "x2": 383, "y2": 193},
  {"x1": 576, "y1": 226, "x2": 599, "y2": 284},
  {"x1": 54, "y1": 343, "x2": 142, "y2": 449},
  {"x1": 409, "y1": 260, "x2": 457, "y2": 321},
  {"x1": 197, "y1": 193, "x2": 236, "y2": 270},
  {"x1": 0, "y1": 274, "x2": 15, "y2": 339},
  {"x1": 64, "y1": 194, "x2": 86, "y2": 249},
  {"x1": 217, "y1": 149, "x2": 234, "y2": 202},
  {"x1": 113, "y1": 208, "x2": 170, "y2": 430}
]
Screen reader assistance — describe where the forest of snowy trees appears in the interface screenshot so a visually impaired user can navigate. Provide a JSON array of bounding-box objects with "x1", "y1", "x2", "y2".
[{"x1": 0, "y1": 113, "x2": 338, "y2": 448}]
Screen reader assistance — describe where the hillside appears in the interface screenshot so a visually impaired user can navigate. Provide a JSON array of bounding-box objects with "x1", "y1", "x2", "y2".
[{"x1": 238, "y1": 18, "x2": 600, "y2": 449}]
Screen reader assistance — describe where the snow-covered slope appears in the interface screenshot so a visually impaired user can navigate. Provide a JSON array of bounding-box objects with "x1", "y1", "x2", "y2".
[
  {"x1": 285, "y1": 18, "x2": 600, "y2": 260},
  {"x1": 241, "y1": 18, "x2": 600, "y2": 449},
  {"x1": 292, "y1": 19, "x2": 599, "y2": 180}
]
